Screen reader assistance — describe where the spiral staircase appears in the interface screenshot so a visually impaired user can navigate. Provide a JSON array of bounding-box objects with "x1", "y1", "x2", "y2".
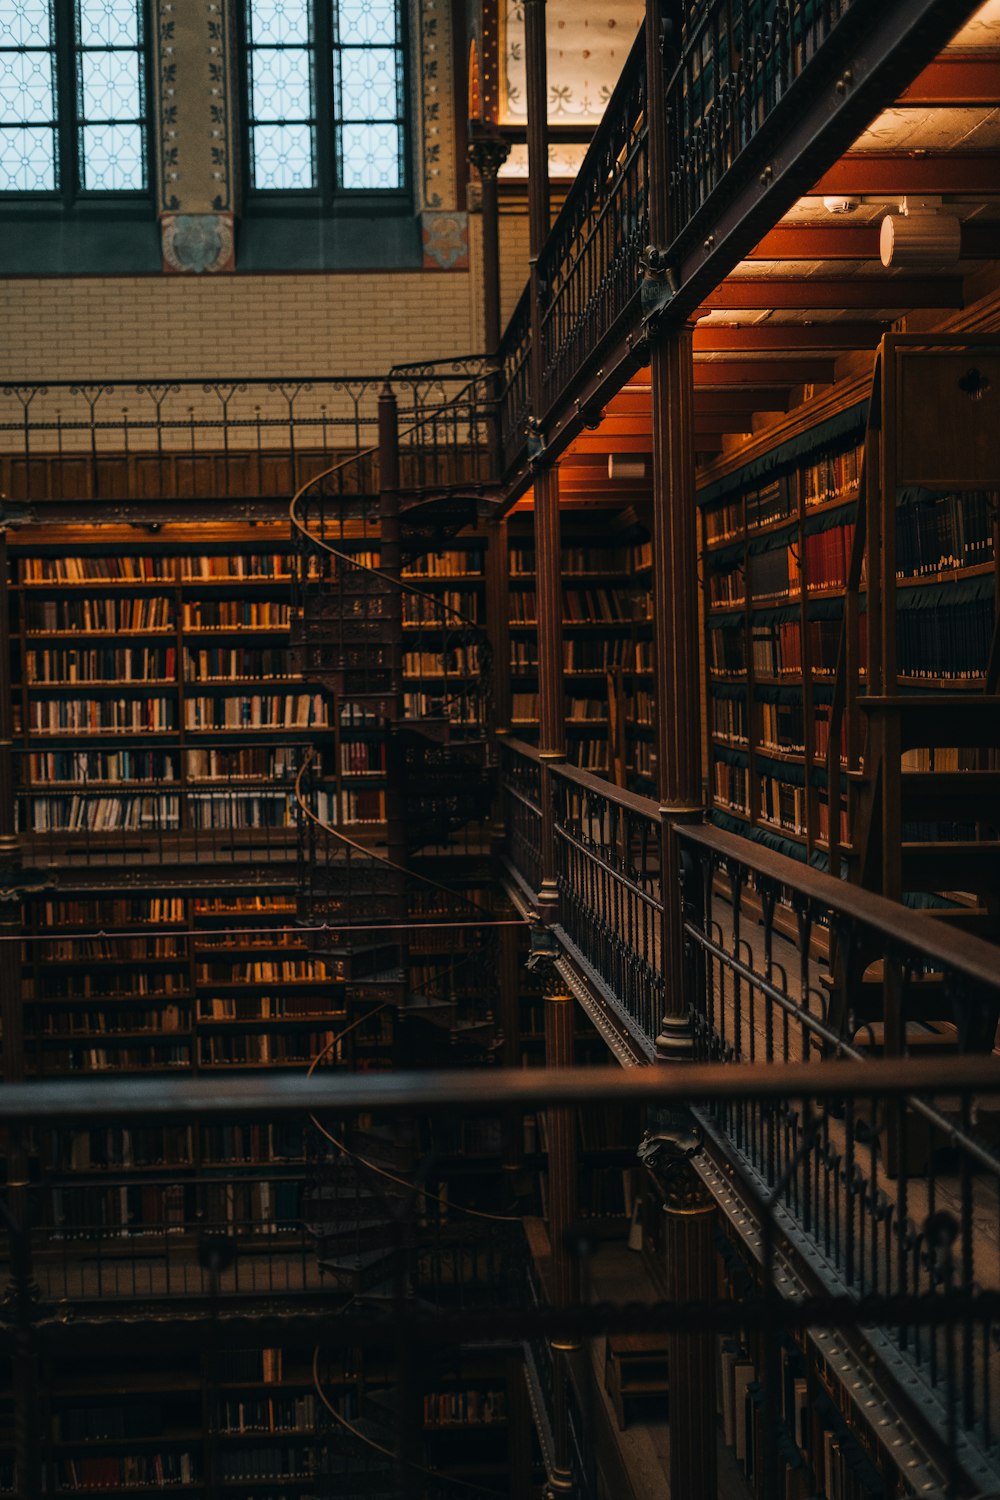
[{"x1": 289, "y1": 362, "x2": 517, "y2": 1495}]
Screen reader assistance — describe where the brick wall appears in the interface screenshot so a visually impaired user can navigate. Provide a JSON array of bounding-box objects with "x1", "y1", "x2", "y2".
[{"x1": 2, "y1": 271, "x2": 479, "y2": 382}]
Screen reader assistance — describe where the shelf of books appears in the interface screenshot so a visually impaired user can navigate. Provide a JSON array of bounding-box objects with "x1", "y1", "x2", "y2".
[
  {"x1": 508, "y1": 515, "x2": 654, "y2": 788},
  {"x1": 401, "y1": 540, "x2": 487, "y2": 733},
  {"x1": 701, "y1": 400, "x2": 999, "y2": 865},
  {"x1": 701, "y1": 418, "x2": 866, "y2": 863},
  {"x1": 47, "y1": 1342, "x2": 325, "y2": 1497}
]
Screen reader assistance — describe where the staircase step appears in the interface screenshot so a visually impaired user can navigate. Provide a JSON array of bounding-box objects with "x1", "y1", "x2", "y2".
[
  {"x1": 901, "y1": 770, "x2": 1000, "y2": 820},
  {"x1": 901, "y1": 840, "x2": 1000, "y2": 893},
  {"x1": 861, "y1": 695, "x2": 1000, "y2": 751}
]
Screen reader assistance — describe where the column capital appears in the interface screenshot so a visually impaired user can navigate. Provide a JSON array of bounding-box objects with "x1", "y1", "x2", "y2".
[{"x1": 467, "y1": 124, "x2": 511, "y2": 183}]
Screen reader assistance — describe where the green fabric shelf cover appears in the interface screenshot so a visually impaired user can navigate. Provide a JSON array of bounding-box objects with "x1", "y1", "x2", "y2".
[
  {"x1": 753, "y1": 681, "x2": 832, "y2": 704},
  {"x1": 697, "y1": 399, "x2": 870, "y2": 509},
  {"x1": 713, "y1": 744, "x2": 749, "y2": 768},
  {"x1": 803, "y1": 499, "x2": 857, "y2": 535},
  {"x1": 707, "y1": 540, "x2": 745, "y2": 570},
  {"x1": 747, "y1": 524, "x2": 797, "y2": 556},
  {"x1": 709, "y1": 682, "x2": 749, "y2": 700},
  {"x1": 749, "y1": 604, "x2": 799, "y2": 625},
  {"x1": 896, "y1": 573, "x2": 994, "y2": 610},
  {"x1": 706, "y1": 614, "x2": 744, "y2": 631}
]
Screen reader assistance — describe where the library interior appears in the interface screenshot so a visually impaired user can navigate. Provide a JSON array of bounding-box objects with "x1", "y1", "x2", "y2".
[{"x1": 2, "y1": 1, "x2": 1000, "y2": 1497}]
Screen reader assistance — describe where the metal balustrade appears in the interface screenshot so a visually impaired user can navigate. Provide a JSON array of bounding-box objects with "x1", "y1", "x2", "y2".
[
  {"x1": 537, "y1": 28, "x2": 648, "y2": 422},
  {"x1": 0, "y1": 366, "x2": 488, "y2": 502},
  {"x1": 495, "y1": 0, "x2": 889, "y2": 470}
]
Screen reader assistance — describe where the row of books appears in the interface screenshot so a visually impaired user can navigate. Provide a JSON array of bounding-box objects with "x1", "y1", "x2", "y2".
[
  {"x1": 710, "y1": 697, "x2": 749, "y2": 744},
  {"x1": 23, "y1": 794, "x2": 180, "y2": 832},
  {"x1": 574, "y1": 738, "x2": 609, "y2": 771},
  {"x1": 23, "y1": 557, "x2": 173, "y2": 582},
  {"x1": 709, "y1": 618, "x2": 847, "y2": 678},
  {"x1": 198, "y1": 1033, "x2": 339, "y2": 1065},
  {"x1": 25, "y1": 646, "x2": 178, "y2": 684},
  {"x1": 183, "y1": 693, "x2": 328, "y2": 729},
  {"x1": 402, "y1": 691, "x2": 485, "y2": 724},
  {"x1": 36, "y1": 896, "x2": 186, "y2": 926},
  {"x1": 39, "y1": 972, "x2": 188, "y2": 999},
  {"x1": 896, "y1": 489, "x2": 995, "y2": 577},
  {"x1": 60, "y1": 1454, "x2": 197, "y2": 1487},
  {"x1": 340, "y1": 740, "x2": 386, "y2": 774},
  {"x1": 564, "y1": 638, "x2": 641, "y2": 671},
  {"x1": 40, "y1": 936, "x2": 184, "y2": 961},
  {"x1": 403, "y1": 590, "x2": 480, "y2": 622},
  {"x1": 760, "y1": 701, "x2": 805, "y2": 756},
  {"x1": 179, "y1": 554, "x2": 290, "y2": 578},
  {"x1": 802, "y1": 443, "x2": 862, "y2": 508},
  {"x1": 181, "y1": 601, "x2": 290, "y2": 630},
  {"x1": 199, "y1": 995, "x2": 335, "y2": 1022},
  {"x1": 46, "y1": 1042, "x2": 190, "y2": 1071},
  {"x1": 510, "y1": 642, "x2": 539, "y2": 668},
  {"x1": 29, "y1": 698, "x2": 176, "y2": 733},
  {"x1": 703, "y1": 444, "x2": 863, "y2": 547},
  {"x1": 195, "y1": 960, "x2": 335, "y2": 984},
  {"x1": 713, "y1": 759, "x2": 749, "y2": 814},
  {"x1": 402, "y1": 647, "x2": 481, "y2": 676},
  {"x1": 44, "y1": 1127, "x2": 196, "y2": 1172},
  {"x1": 184, "y1": 647, "x2": 292, "y2": 681},
  {"x1": 564, "y1": 587, "x2": 646, "y2": 622},
  {"x1": 26, "y1": 749, "x2": 178, "y2": 783},
  {"x1": 41, "y1": 1005, "x2": 190, "y2": 1035},
  {"x1": 897, "y1": 597, "x2": 993, "y2": 679},
  {"x1": 25, "y1": 597, "x2": 173, "y2": 633},
  {"x1": 759, "y1": 777, "x2": 808, "y2": 836},
  {"x1": 216, "y1": 1394, "x2": 317, "y2": 1433},
  {"x1": 403, "y1": 550, "x2": 483, "y2": 577},
  {"x1": 341, "y1": 788, "x2": 388, "y2": 823},
  {"x1": 423, "y1": 1390, "x2": 506, "y2": 1425}
]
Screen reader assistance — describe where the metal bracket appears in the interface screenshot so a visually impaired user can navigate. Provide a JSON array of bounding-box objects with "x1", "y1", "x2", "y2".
[{"x1": 639, "y1": 243, "x2": 678, "y2": 331}]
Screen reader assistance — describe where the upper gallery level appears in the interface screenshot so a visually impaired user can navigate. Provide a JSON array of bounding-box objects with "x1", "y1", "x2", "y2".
[{"x1": 491, "y1": 0, "x2": 1000, "y2": 492}]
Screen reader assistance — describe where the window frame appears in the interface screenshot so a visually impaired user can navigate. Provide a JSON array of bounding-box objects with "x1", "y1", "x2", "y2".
[
  {"x1": 0, "y1": 0, "x2": 152, "y2": 207},
  {"x1": 240, "y1": 0, "x2": 411, "y2": 213}
]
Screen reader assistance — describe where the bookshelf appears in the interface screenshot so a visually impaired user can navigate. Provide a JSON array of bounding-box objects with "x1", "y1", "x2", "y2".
[
  {"x1": 702, "y1": 421, "x2": 868, "y2": 862},
  {"x1": 701, "y1": 384, "x2": 1000, "y2": 869},
  {"x1": 508, "y1": 515, "x2": 654, "y2": 788}
]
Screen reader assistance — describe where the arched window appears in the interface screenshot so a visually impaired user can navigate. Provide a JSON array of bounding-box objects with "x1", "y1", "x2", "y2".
[
  {"x1": 244, "y1": 0, "x2": 406, "y2": 194},
  {"x1": 0, "y1": 0, "x2": 147, "y2": 195}
]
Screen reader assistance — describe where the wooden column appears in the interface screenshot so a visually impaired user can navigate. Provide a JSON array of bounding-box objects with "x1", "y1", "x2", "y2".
[
  {"x1": 544, "y1": 978, "x2": 578, "y2": 1498},
  {"x1": 498, "y1": 920, "x2": 523, "y2": 1175},
  {"x1": 650, "y1": 325, "x2": 702, "y2": 1058},
  {"x1": 535, "y1": 464, "x2": 564, "y2": 913},
  {"x1": 644, "y1": 0, "x2": 702, "y2": 1057},
  {"x1": 663, "y1": 1167, "x2": 718, "y2": 1500},
  {"x1": 467, "y1": 125, "x2": 511, "y2": 359},
  {"x1": 543, "y1": 984, "x2": 579, "y2": 1308},
  {"x1": 378, "y1": 383, "x2": 407, "y2": 876},
  {"x1": 524, "y1": 0, "x2": 550, "y2": 407}
]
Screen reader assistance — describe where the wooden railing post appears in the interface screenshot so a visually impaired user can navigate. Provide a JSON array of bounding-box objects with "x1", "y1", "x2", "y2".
[{"x1": 536, "y1": 464, "x2": 565, "y2": 916}]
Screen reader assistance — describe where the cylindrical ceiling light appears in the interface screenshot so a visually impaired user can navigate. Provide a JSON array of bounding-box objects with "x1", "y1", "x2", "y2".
[
  {"x1": 607, "y1": 455, "x2": 650, "y2": 480},
  {"x1": 879, "y1": 213, "x2": 961, "y2": 268}
]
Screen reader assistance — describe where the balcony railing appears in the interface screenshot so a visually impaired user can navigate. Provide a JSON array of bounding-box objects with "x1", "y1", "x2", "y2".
[
  {"x1": 496, "y1": 0, "x2": 886, "y2": 472},
  {"x1": 498, "y1": 737, "x2": 1000, "y2": 1491}
]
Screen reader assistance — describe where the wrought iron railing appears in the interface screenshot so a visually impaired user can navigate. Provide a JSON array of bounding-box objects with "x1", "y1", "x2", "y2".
[
  {"x1": 0, "y1": 368, "x2": 488, "y2": 502},
  {"x1": 498, "y1": 737, "x2": 1000, "y2": 1491},
  {"x1": 495, "y1": 0, "x2": 886, "y2": 470},
  {"x1": 537, "y1": 27, "x2": 648, "y2": 421}
]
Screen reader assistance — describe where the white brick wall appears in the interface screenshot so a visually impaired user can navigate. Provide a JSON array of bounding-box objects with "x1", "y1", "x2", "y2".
[{"x1": 2, "y1": 270, "x2": 480, "y2": 381}]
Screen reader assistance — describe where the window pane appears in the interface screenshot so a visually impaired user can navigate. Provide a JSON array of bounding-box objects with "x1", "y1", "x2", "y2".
[
  {"x1": 334, "y1": 0, "x2": 397, "y2": 45},
  {"x1": 339, "y1": 122, "x2": 400, "y2": 189},
  {"x1": 80, "y1": 119, "x2": 143, "y2": 188},
  {"x1": 248, "y1": 0, "x2": 311, "y2": 46},
  {"x1": 335, "y1": 47, "x2": 399, "y2": 121},
  {"x1": 250, "y1": 46, "x2": 313, "y2": 122},
  {"x1": 332, "y1": 0, "x2": 403, "y2": 192},
  {"x1": 75, "y1": 0, "x2": 146, "y2": 192},
  {"x1": 0, "y1": 0, "x2": 52, "y2": 49},
  {"x1": 251, "y1": 120, "x2": 315, "y2": 189},
  {"x1": 0, "y1": 47, "x2": 54, "y2": 123},
  {"x1": 0, "y1": 122, "x2": 54, "y2": 188},
  {"x1": 79, "y1": 50, "x2": 141, "y2": 121},
  {"x1": 77, "y1": 0, "x2": 139, "y2": 47}
]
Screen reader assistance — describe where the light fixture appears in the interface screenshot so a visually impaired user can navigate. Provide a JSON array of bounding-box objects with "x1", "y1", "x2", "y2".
[
  {"x1": 880, "y1": 205, "x2": 961, "y2": 267},
  {"x1": 607, "y1": 455, "x2": 650, "y2": 480},
  {"x1": 822, "y1": 195, "x2": 859, "y2": 214}
]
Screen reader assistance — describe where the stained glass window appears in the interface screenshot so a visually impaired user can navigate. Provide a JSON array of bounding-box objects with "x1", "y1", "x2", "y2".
[
  {"x1": 0, "y1": 0, "x2": 146, "y2": 194},
  {"x1": 245, "y1": 0, "x2": 405, "y2": 193}
]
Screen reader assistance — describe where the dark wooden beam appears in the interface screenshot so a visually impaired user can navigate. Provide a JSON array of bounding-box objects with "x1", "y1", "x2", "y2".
[
  {"x1": 694, "y1": 389, "x2": 791, "y2": 413},
  {"x1": 748, "y1": 223, "x2": 999, "y2": 261},
  {"x1": 812, "y1": 152, "x2": 1000, "y2": 196},
  {"x1": 699, "y1": 278, "x2": 964, "y2": 310},
  {"x1": 693, "y1": 359, "x2": 837, "y2": 386},
  {"x1": 693, "y1": 323, "x2": 886, "y2": 351},
  {"x1": 899, "y1": 53, "x2": 1000, "y2": 103}
]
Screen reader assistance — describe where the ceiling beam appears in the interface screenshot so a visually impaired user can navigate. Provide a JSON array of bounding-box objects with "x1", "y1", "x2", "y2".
[
  {"x1": 699, "y1": 278, "x2": 964, "y2": 310},
  {"x1": 746, "y1": 223, "x2": 998, "y2": 261},
  {"x1": 811, "y1": 153, "x2": 1000, "y2": 196},
  {"x1": 692, "y1": 359, "x2": 837, "y2": 386},
  {"x1": 899, "y1": 54, "x2": 1000, "y2": 104},
  {"x1": 693, "y1": 390, "x2": 791, "y2": 413},
  {"x1": 693, "y1": 323, "x2": 886, "y2": 351}
]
